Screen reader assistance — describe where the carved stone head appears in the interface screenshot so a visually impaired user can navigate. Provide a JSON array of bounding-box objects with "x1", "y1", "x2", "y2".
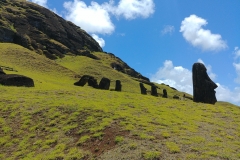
[{"x1": 192, "y1": 63, "x2": 218, "y2": 104}]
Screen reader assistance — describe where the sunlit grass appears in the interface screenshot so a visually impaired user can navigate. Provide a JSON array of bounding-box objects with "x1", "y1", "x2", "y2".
[{"x1": 1, "y1": 43, "x2": 240, "y2": 159}]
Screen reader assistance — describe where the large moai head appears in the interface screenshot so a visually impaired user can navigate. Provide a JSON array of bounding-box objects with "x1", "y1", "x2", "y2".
[{"x1": 192, "y1": 63, "x2": 218, "y2": 104}]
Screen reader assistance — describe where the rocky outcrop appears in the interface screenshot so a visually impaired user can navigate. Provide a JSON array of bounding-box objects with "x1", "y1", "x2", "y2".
[
  {"x1": 0, "y1": 0, "x2": 102, "y2": 59},
  {"x1": 0, "y1": 74, "x2": 34, "y2": 87},
  {"x1": 109, "y1": 53, "x2": 150, "y2": 82},
  {"x1": 192, "y1": 63, "x2": 218, "y2": 104}
]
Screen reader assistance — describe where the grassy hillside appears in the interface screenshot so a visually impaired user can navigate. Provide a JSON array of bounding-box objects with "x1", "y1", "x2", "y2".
[{"x1": 1, "y1": 43, "x2": 240, "y2": 160}]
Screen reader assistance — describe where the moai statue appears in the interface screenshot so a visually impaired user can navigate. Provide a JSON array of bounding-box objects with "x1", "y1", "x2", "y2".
[
  {"x1": 151, "y1": 85, "x2": 158, "y2": 96},
  {"x1": 115, "y1": 80, "x2": 122, "y2": 91},
  {"x1": 139, "y1": 83, "x2": 147, "y2": 95},
  {"x1": 192, "y1": 63, "x2": 218, "y2": 104},
  {"x1": 162, "y1": 89, "x2": 168, "y2": 98},
  {"x1": 99, "y1": 77, "x2": 110, "y2": 90}
]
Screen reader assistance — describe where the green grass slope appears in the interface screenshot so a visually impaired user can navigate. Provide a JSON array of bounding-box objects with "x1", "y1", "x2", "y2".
[{"x1": 1, "y1": 43, "x2": 240, "y2": 160}]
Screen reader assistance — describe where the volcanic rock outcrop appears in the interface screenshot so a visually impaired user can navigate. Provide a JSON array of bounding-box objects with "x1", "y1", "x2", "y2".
[
  {"x1": 192, "y1": 63, "x2": 218, "y2": 104},
  {"x1": 0, "y1": 0, "x2": 102, "y2": 59}
]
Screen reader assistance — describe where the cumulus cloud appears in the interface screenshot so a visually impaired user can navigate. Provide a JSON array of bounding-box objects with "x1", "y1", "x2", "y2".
[
  {"x1": 215, "y1": 84, "x2": 240, "y2": 105},
  {"x1": 28, "y1": 0, "x2": 48, "y2": 7},
  {"x1": 197, "y1": 59, "x2": 216, "y2": 80},
  {"x1": 161, "y1": 25, "x2": 175, "y2": 35},
  {"x1": 91, "y1": 34, "x2": 105, "y2": 47},
  {"x1": 151, "y1": 60, "x2": 193, "y2": 94},
  {"x1": 234, "y1": 47, "x2": 240, "y2": 60},
  {"x1": 233, "y1": 47, "x2": 240, "y2": 84},
  {"x1": 180, "y1": 14, "x2": 227, "y2": 52},
  {"x1": 64, "y1": 0, "x2": 115, "y2": 34},
  {"x1": 105, "y1": 0, "x2": 155, "y2": 20},
  {"x1": 151, "y1": 60, "x2": 240, "y2": 106}
]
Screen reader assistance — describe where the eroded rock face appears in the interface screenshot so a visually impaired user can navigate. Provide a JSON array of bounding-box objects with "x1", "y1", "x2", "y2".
[
  {"x1": 0, "y1": 1, "x2": 102, "y2": 59},
  {"x1": 192, "y1": 63, "x2": 218, "y2": 104},
  {"x1": 99, "y1": 77, "x2": 110, "y2": 90},
  {"x1": 139, "y1": 83, "x2": 147, "y2": 95},
  {"x1": 0, "y1": 74, "x2": 34, "y2": 87}
]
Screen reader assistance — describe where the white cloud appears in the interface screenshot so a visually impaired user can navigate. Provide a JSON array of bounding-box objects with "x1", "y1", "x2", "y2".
[
  {"x1": 151, "y1": 60, "x2": 240, "y2": 106},
  {"x1": 197, "y1": 59, "x2": 216, "y2": 80},
  {"x1": 161, "y1": 25, "x2": 175, "y2": 35},
  {"x1": 215, "y1": 84, "x2": 240, "y2": 105},
  {"x1": 91, "y1": 34, "x2": 105, "y2": 47},
  {"x1": 105, "y1": 0, "x2": 155, "y2": 20},
  {"x1": 234, "y1": 47, "x2": 240, "y2": 59},
  {"x1": 28, "y1": 0, "x2": 48, "y2": 7},
  {"x1": 64, "y1": 0, "x2": 115, "y2": 34},
  {"x1": 151, "y1": 60, "x2": 193, "y2": 94},
  {"x1": 233, "y1": 47, "x2": 240, "y2": 84},
  {"x1": 180, "y1": 14, "x2": 227, "y2": 52},
  {"x1": 233, "y1": 63, "x2": 240, "y2": 84}
]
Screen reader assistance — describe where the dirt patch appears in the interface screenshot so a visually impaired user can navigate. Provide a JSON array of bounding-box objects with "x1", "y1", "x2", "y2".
[{"x1": 81, "y1": 123, "x2": 130, "y2": 158}]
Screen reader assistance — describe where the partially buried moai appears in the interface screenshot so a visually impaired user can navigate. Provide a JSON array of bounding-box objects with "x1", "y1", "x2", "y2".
[{"x1": 192, "y1": 63, "x2": 218, "y2": 104}]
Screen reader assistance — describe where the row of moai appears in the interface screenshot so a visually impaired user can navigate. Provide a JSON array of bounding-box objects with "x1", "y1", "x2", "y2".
[
  {"x1": 74, "y1": 75, "x2": 121, "y2": 91},
  {"x1": 139, "y1": 83, "x2": 168, "y2": 98}
]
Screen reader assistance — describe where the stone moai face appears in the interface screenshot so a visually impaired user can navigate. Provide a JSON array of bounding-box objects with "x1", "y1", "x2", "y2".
[{"x1": 192, "y1": 63, "x2": 218, "y2": 104}]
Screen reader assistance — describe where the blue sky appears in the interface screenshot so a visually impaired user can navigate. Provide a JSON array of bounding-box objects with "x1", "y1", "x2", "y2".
[{"x1": 29, "y1": 0, "x2": 240, "y2": 105}]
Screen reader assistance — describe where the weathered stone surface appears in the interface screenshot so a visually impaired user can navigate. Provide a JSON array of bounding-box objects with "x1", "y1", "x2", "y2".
[
  {"x1": 88, "y1": 77, "x2": 98, "y2": 89},
  {"x1": 0, "y1": 68, "x2": 6, "y2": 75},
  {"x1": 192, "y1": 63, "x2": 218, "y2": 104},
  {"x1": 139, "y1": 83, "x2": 147, "y2": 95},
  {"x1": 0, "y1": 74, "x2": 34, "y2": 87},
  {"x1": 0, "y1": 1, "x2": 102, "y2": 60},
  {"x1": 163, "y1": 89, "x2": 168, "y2": 98},
  {"x1": 74, "y1": 75, "x2": 92, "y2": 86},
  {"x1": 99, "y1": 77, "x2": 110, "y2": 90},
  {"x1": 115, "y1": 80, "x2": 122, "y2": 91},
  {"x1": 151, "y1": 85, "x2": 158, "y2": 96}
]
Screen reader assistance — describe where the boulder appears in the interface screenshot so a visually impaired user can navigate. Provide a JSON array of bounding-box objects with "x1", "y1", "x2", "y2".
[
  {"x1": 139, "y1": 83, "x2": 147, "y2": 95},
  {"x1": 0, "y1": 74, "x2": 34, "y2": 87},
  {"x1": 151, "y1": 85, "x2": 158, "y2": 96},
  {"x1": 162, "y1": 89, "x2": 168, "y2": 98},
  {"x1": 115, "y1": 80, "x2": 122, "y2": 91},
  {"x1": 99, "y1": 77, "x2": 110, "y2": 90},
  {"x1": 192, "y1": 63, "x2": 218, "y2": 104}
]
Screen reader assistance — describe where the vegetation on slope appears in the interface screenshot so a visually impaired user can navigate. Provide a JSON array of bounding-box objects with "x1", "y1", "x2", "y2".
[{"x1": 1, "y1": 43, "x2": 240, "y2": 160}]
